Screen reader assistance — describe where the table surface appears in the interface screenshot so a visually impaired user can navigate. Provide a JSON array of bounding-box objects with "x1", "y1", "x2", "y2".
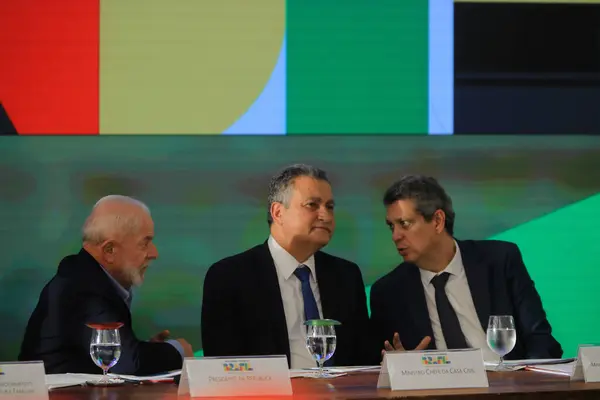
[{"x1": 48, "y1": 371, "x2": 600, "y2": 399}]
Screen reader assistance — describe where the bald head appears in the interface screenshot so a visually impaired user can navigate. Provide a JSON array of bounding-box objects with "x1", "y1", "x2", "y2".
[
  {"x1": 82, "y1": 195, "x2": 158, "y2": 289},
  {"x1": 82, "y1": 195, "x2": 150, "y2": 245}
]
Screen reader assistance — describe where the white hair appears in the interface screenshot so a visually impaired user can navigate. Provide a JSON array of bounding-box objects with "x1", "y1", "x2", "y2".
[{"x1": 82, "y1": 195, "x2": 151, "y2": 244}]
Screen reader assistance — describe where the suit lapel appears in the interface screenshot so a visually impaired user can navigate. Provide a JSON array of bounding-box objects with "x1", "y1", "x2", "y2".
[
  {"x1": 403, "y1": 265, "x2": 436, "y2": 350},
  {"x1": 458, "y1": 240, "x2": 490, "y2": 331},
  {"x1": 69, "y1": 250, "x2": 133, "y2": 317},
  {"x1": 255, "y1": 243, "x2": 291, "y2": 363},
  {"x1": 314, "y1": 252, "x2": 337, "y2": 320}
]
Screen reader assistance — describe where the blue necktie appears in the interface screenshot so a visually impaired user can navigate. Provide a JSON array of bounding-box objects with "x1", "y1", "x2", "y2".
[
  {"x1": 294, "y1": 265, "x2": 320, "y2": 321},
  {"x1": 294, "y1": 265, "x2": 334, "y2": 367}
]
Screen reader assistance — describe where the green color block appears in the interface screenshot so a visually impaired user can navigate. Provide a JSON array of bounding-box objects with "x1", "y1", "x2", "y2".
[
  {"x1": 490, "y1": 194, "x2": 600, "y2": 358},
  {"x1": 286, "y1": 0, "x2": 429, "y2": 134}
]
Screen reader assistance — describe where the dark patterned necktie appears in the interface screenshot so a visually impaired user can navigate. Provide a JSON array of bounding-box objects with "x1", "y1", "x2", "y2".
[{"x1": 431, "y1": 272, "x2": 468, "y2": 349}]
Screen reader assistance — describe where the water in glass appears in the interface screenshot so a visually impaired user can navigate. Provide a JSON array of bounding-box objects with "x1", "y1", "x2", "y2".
[
  {"x1": 304, "y1": 319, "x2": 340, "y2": 378},
  {"x1": 487, "y1": 328, "x2": 516, "y2": 357},
  {"x1": 90, "y1": 343, "x2": 121, "y2": 370},
  {"x1": 306, "y1": 335, "x2": 336, "y2": 363},
  {"x1": 486, "y1": 315, "x2": 516, "y2": 370},
  {"x1": 87, "y1": 322, "x2": 123, "y2": 383}
]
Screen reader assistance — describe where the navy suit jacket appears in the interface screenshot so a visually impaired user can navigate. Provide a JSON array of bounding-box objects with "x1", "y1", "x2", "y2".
[
  {"x1": 370, "y1": 240, "x2": 562, "y2": 360},
  {"x1": 19, "y1": 249, "x2": 182, "y2": 374},
  {"x1": 201, "y1": 242, "x2": 378, "y2": 367}
]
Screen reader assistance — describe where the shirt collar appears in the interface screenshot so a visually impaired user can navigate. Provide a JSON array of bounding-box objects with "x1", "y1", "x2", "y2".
[
  {"x1": 419, "y1": 240, "x2": 464, "y2": 286},
  {"x1": 268, "y1": 235, "x2": 316, "y2": 281},
  {"x1": 98, "y1": 263, "x2": 132, "y2": 305}
]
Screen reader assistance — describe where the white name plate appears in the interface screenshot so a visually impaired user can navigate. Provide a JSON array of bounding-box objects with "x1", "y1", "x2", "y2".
[
  {"x1": 572, "y1": 345, "x2": 600, "y2": 382},
  {"x1": 178, "y1": 355, "x2": 292, "y2": 397},
  {"x1": 0, "y1": 361, "x2": 48, "y2": 399},
  {"x1": 378, "y1": 349, "x2": 489, "y2": 391}
]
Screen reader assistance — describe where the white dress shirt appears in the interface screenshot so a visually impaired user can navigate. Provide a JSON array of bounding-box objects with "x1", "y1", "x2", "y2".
[
  {"x1": 419, "y1": 242, "x2": 499, "y2": 362},
  {"x1": 268, "y1": 236, "x2": 323, "y2": 369}
]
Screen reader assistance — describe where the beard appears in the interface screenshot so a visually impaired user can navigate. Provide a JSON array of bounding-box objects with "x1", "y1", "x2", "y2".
[{"x1": 123, "y1": 263, "x2": 146, "y2": 288}]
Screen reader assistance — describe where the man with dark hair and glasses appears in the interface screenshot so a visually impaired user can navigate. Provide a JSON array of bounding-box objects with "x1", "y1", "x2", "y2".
[
  {"x1": 370, "y1": 175, "x2": 562, "y2": 361},
  {"x1": 202, "y1": 164, "x2": 377, "y2": 368}
]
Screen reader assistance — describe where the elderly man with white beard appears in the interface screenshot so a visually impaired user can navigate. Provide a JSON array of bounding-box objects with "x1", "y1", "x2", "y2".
[{"x1": 19, "y1": 195, "x2": 193, "y2": 374}]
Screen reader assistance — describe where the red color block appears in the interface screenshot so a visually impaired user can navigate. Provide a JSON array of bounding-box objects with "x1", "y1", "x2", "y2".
[{"x1": 0, "y1": 0, "x2": 99, "y2": 134}]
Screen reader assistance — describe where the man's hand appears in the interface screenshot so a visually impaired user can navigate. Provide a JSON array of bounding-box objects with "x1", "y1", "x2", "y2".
[
  {"x1": 175, "y1": 338, "x2": 194, "y2": 357},
  {"x1": 381, "y1": 332, "x2": 431, "y2": 359},
  {"x1": 150, "y1": 330, "x2": 171, "y2": 342}
]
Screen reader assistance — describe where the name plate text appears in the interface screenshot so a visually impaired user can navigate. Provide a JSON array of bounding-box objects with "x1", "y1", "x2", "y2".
[
  {"x1": 573, "y1": 345, "x2": 600, "y2": 382},
  {"x1": 377, "y1": 349, "x2": 488, "y2": 391},
  {"x1": 0, "y1": 361, "x2": 48, "y2": 399},
  {"x1": 178, "y1": 355, "x2": 292, "y2": 397}
]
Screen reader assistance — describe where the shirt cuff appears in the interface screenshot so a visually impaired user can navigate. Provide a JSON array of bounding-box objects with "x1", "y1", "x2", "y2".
[{"x1": 166, "y1": 339, "x2": 185, "y2": 360}]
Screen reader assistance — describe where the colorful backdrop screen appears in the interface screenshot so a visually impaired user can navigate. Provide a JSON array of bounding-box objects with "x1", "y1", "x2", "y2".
[
  {"x1": 1, "y1": 0, "x2": 600, "y2": 362},
  {"x1": 3, "y1": 0, "x2": 600, "y2": 135}
]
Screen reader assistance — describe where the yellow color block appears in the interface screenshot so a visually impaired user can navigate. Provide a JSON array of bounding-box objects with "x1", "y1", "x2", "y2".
[{"x1": 100, "y1": 0, "x2": 285, "y2": 134}]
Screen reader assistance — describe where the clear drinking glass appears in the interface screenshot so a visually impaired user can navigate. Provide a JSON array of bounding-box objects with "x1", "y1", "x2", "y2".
[
  {"x1": 87, "y1": 322, "x2": 123, "y2": 383},
  {"x1": 486, "y1": 315, "x2": 516, "y2": 371},
  {"x1": 304, "y1": 319, "x2": 340, "y2": 379}
]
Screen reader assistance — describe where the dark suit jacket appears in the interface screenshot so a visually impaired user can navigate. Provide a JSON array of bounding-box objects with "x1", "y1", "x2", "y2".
[
  {"x1": 370, "y1": 240, "x2": 562, "y2": 360},
  {"x1": 201, "y1": 242, "x2": 378, "y2": 367},
  {"x1": 19, "y1": 249, "x2": 182, "y2": 374}
]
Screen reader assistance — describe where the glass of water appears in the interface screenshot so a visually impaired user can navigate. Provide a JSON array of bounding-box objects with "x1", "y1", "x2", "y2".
[
  {"x1": 304, "y1": 319, "x2": 340, "y2": 379},
  {"x1": 87, "y1": 322, "x2": 123, "y2": 383},
  {"x1": 486, "y1": 315, "x2": 516, "y2": 371}
]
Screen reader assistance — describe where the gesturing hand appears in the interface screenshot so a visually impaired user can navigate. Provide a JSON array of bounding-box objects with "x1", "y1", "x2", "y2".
[
  {"x1": 150, "y1": 329, "x2": 171, "y2": 342},
  {"x1": 381, "y1": 332, "x2": 431, "y2": 360}
]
